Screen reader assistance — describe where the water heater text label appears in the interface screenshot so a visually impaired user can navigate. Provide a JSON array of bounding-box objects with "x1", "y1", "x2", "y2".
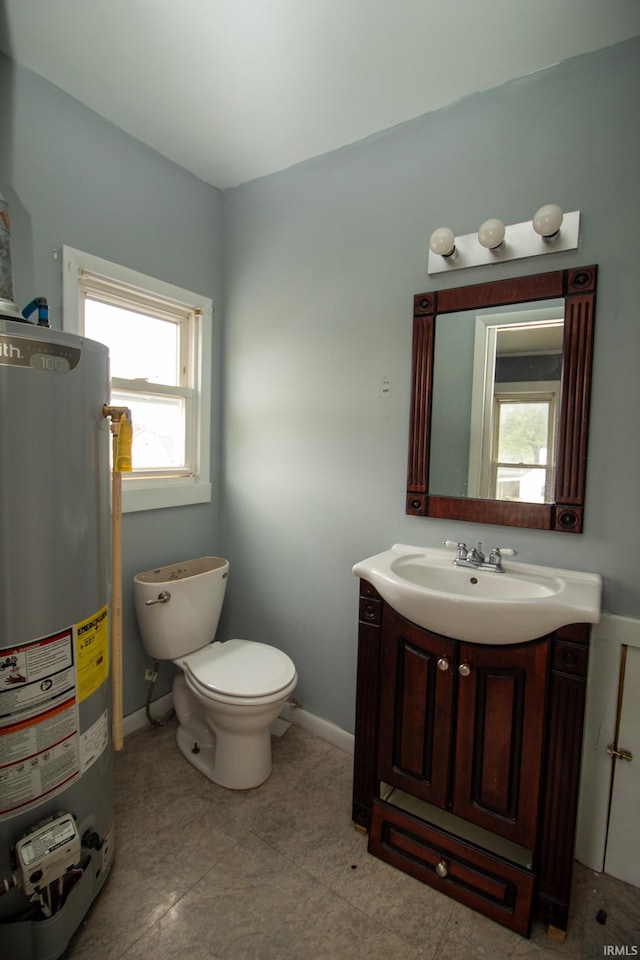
[
  {"x1": 0, "y1": 335, "x2": 80, "y2": 371},
  {"x1": 0, "y1": 339, "x2": 22, "y2": 360}
]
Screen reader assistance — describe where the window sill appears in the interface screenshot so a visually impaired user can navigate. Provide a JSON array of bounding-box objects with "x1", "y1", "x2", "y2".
[{"x1": 122, "y1": 480, "x2": 212, "y2": 513}]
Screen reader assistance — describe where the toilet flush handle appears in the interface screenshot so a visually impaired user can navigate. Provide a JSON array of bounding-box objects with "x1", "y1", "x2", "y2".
[{"x1": 145, "y1": 590, "x2": 171, "y2": 606}]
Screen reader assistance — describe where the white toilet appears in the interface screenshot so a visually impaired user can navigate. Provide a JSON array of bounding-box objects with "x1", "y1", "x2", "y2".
[{"x1": 133, "y1": 557, "x2": 297, "y2": 790}]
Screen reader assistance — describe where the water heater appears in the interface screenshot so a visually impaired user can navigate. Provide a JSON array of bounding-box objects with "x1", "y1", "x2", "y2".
[{"x1": 0, "y1": 316, "x2": 114, "y2": 960}]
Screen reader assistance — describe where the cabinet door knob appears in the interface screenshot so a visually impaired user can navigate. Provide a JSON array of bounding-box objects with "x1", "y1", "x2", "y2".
[
  {"x1": 436, "y1": 859, "x2": 448, "y2": 878},
  {"x1": 458, "y1": 662, "x2": 472, "y2": 677},
  {"x1": 437, "y1": 657, "x2": 450, "y2": 672}
]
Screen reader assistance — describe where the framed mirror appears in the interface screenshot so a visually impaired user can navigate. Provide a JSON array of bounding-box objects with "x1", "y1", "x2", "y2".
[{"x1": 406, "y1": 265, "x2": 597, "y2": 532}]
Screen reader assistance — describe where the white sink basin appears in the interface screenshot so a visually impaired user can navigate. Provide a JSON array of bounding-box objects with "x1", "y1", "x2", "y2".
[{"x1": 353, "y1": 544, "x2": 602, "y2": 645}]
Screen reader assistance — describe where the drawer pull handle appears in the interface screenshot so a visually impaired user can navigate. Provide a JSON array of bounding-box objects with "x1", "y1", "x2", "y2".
[
  {"x1": 436, "y1": 859, "x2": 448, "y2": 878},
  {"x1": 458, "y1": 662, "x2": 472, "y2": 677},
  {"x1": 437, "y1": 657, "x2": 450, "y2": 672}
]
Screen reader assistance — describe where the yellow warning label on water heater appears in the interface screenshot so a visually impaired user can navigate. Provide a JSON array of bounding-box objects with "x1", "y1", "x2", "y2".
[{"x1": 75, "y1": 606, "x2": 109, "y2": 702}]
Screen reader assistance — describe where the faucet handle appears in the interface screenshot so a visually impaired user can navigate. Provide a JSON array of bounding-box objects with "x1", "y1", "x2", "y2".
[
  {"x1": 487, "y1": 547, "x2": 518, "y2": 568},
  {"x1": 443, "y1": 540, "x2": 467, "y2": 561}
]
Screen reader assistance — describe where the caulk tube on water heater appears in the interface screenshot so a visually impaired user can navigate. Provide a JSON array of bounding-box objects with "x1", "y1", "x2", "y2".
[
  {"x1": 0, "y1": 194, "x2": 49, "y2": 325},
  {"x1": 0, "y1": 193, "x2": 26, "y2": 322}
]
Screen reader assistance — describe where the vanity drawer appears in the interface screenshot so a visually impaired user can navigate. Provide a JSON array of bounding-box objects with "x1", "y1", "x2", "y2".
[{"x1": 369, "y1": 800, "x2": 535, "y2": 937}]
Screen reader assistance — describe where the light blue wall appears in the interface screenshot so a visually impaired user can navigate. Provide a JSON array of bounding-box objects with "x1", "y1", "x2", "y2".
[
  {"x1": 0, "y1": 53, "x2": 223, "y2": 716},
  {"x1": 220, "y1": 38, "x2": 640, "y2": 732},
  {"x1": 2, "y1": 39, "x2": 639, "y2": 736}
]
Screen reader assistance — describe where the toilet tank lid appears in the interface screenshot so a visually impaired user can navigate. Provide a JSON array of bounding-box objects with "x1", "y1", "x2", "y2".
[
  {"x1": 181, "y1": 639, "x2": 296, "y2": 698},
  {"x1": 135, "y1": 557, "x2": 227, "y2": 584}
]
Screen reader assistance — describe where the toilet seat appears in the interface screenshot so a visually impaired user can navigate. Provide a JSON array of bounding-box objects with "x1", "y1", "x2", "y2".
[{"x1": 180, "y1": 638, "x2": 296, "y2": 703}]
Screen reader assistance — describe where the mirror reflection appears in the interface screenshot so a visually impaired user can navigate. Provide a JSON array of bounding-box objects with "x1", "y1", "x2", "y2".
[
  {"x1": 406, "y1": 264, "x2": 597, "y2": 532},
  {"x1": 429, "y1": 299, "x2": 564, "y2": 504}
]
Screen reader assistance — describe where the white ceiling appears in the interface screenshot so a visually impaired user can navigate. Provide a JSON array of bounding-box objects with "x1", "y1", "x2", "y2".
[{"x1": 1, "y1": 1, "x2": 638, "y2": 189}]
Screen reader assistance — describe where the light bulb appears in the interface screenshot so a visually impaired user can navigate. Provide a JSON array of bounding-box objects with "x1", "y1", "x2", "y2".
[
  {"x1": 533, "y1": 204, "x2": 564, "y2": 238},
  {"x1": 477, "y1": 218, "x2": 505, "y2": 250},
  {"x1": 429, "y1": 227, "x2": 456, "y2": 258}
]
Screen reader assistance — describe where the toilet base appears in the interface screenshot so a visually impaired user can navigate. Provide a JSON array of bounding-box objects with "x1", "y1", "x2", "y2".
[
  {"x1": 172, "y1": 671, "x2": 290, "y2": 790},
  {"x1": 175, "y1": 723, "x2": 273, "y2": 790},
  {"x1": 175, "y1": 724, "x2": 217, "y2": 782}
]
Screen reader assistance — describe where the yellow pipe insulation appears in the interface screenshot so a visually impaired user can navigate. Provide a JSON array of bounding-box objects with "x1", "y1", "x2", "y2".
[{"x1": 102, "y1": 406, "x2": 132, "y2": 752}]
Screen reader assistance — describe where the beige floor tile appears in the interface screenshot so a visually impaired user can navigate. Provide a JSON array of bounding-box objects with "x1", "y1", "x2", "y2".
[
  {"x1": 121, "y1": 831, "x2": 423, "y2": 960},
  {"x1": 64, "y1": 859, "x2": 174, "y2": 959},
  {"x1": 61, "y1": 719, "x2": 639, "y2": 960},
  {"x1": 329, "y1": 847, "x2": 455, "y2": 957}
]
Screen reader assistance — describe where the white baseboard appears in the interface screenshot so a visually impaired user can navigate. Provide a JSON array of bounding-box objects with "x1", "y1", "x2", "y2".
[
  {"x1": 279, "y1": 702, "x2": 354, "y2": 755},
  {"x1": 122, "y1": 694, "x2": 355, "y2": 756},
  {"x1": 122, "y1": 692, "x2": 174, "y2": 738}
]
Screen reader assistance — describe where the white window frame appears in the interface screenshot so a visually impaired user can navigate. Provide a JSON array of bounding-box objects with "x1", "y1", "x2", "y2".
[
  {"x1": 489, "y1": 388, "x2": 558, "y2": 502},
  {"x1": 467, "y1": 306, "x2": 563, "y2": 499},
  {"x1": 62, "y1": 246, "x2": 212, "y2": 513}
]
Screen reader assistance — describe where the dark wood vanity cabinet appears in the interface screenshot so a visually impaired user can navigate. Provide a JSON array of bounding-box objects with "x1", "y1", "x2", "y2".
[{"x1": 353, "y1": 580, "x2": 590, "y2": 938}]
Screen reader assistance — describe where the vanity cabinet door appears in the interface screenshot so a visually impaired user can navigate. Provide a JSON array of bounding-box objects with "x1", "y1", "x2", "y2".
[
  {"x1": 452, "y1": 639, "x2": 550, "y2": 849},
  {"x1": 377, "y1": 606, "x2": 455, "y2": 807}
]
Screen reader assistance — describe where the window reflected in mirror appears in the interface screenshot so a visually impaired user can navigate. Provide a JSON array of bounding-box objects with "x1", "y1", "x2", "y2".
[{"x1": 429, "y1": 300, "x2": 564, "y2": 504}]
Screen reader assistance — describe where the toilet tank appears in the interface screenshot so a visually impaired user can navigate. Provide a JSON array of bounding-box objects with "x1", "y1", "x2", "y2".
[{"x1": 133, "y1": 557, "x2": 228, "y2": 660}]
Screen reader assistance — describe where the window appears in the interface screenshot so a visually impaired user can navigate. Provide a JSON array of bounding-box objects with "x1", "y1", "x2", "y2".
[
  {"x1": 491, "y1": 393, "x2": 557, "y2": 503},
  {"x1": 62, "y1": 247, "x2": 212, "y2": 512}
]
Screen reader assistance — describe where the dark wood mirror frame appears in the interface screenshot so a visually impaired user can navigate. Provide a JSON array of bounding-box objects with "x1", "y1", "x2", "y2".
[{"x1": 406, "y1": 264, "x2": 597, "y2": 533}]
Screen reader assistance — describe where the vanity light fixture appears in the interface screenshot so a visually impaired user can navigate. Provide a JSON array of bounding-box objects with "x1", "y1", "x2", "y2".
[
  {"x1": 477, "y1": 218, "x2": 506, "y2": 250},
  {"x1": 428, "y1": 205, "x2": 580, "y2": 274},
  {"x1": 428, "y1": 226, "x2": 456, "y2": 258},
  {"x1": 532, "y1": 203, "x2": 564, "y2": 239}
]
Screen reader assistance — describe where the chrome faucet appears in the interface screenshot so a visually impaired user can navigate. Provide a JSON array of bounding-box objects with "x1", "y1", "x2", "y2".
[
  {"x1": 466, "y1": 542, "x2": 485, "y2": 565},
  {"x1": 443, "y1": 540, "x2": 517, "y2": 573}
]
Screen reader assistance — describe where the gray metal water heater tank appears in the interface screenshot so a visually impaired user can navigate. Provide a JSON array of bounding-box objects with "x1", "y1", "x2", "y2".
[{"x1": 0, "y1": 318, "x2": 114, "y2": 960}]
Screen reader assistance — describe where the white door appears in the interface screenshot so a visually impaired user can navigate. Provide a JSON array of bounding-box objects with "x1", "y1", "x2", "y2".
[{"x1": 604, "y1": 645, "x2": 640, "y2": 886}]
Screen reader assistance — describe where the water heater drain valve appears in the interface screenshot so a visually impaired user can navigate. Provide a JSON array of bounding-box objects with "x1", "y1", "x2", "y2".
[{"x1": 15, "y1": 814, "x2": 81, "y2": 895}]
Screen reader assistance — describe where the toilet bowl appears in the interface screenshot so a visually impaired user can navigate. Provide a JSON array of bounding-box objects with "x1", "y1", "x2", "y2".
[{"x1": 133, "y1": 557, "x2": 297, "y2": 789}]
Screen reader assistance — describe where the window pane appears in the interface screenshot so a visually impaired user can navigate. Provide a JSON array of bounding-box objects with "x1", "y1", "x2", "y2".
[
  {"x1": 112, "y1": 389, "x2": 186, "y2": 470},
  {"x1": 85, "y1": 299, "x2": 180, "y2": 385},
  {"x1": 496, "y1": 466, "x2": 547, "y2": 503},
  {"x1": 497, "y1": 401, "x2": 549, "y2": 465}
]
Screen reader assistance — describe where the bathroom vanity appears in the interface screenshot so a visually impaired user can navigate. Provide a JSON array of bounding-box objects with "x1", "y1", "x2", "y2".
[
  {"x1": 351, "y1": 546, "x2": 602, "y2": 938},
  {"x1": 350, "y1": 259, "x2": 603, "y2": 935}
]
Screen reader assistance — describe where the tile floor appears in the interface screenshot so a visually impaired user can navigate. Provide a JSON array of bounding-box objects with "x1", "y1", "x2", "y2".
[{"x1": 64, "y1": 720, "x2": 639, "y2": 960}]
